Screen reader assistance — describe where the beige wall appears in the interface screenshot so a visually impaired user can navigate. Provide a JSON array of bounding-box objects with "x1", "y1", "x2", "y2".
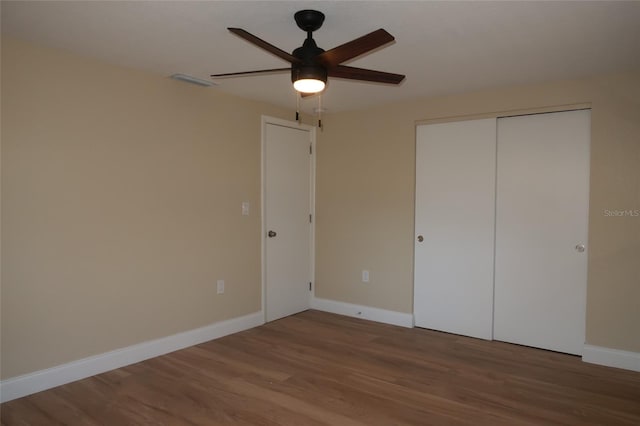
[
  {"x1": 0, "y1": 38, "x2": 294, "y2": 379},
  {"x1": 316, "y1": 72, "x2": 640, "y2": 353},
  {"x1": 2, "y1": 37, "x2": 639, "y2": 381}
]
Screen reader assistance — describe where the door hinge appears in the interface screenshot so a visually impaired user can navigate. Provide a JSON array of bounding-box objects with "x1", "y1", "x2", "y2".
[
  {"x1": 310, "y1": 144, "x2": 312, "y2": 155},
  {"x1": 309, "y1": 214, "x2": 313, "y2": 223},
  {"x1": 309, "y1": 282, "x2": 312, "y2": 291}
]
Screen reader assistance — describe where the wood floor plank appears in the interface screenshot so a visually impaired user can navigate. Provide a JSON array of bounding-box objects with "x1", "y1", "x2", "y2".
[{"x1": 2, "y1": 310, "x2": 640, "y2": 425}]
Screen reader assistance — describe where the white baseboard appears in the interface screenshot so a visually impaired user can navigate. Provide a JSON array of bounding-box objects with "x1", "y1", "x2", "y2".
[
  {"x1": 582, "y1": 344, "x2": 640, "y2": 372},
  {"x1": 310, "y1": 296, "x2": 414, "y2": 328},
  {"x1": 0, "y1": 311, "x2": 264, "y2": 403}
]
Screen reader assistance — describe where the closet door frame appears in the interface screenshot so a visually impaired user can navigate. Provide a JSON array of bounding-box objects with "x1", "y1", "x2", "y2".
[{"x1": 413, "y1": 106, "x2": 591, "y2": 353}]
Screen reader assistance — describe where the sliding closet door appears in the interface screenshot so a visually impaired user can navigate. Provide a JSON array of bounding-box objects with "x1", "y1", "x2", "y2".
[
  {"x1": 414, "y1": 119, "x2": 496, "y2": 340},
  {"x1": 494, "y1": 110, "x2": 590, "y2": 355}
]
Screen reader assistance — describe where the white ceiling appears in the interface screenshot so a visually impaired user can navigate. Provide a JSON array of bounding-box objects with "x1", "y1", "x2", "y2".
[{"x1": 3, "y1": 1, "x2": 640, "y2": 114}]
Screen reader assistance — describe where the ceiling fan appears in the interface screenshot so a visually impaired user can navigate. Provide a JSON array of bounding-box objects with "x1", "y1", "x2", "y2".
[{"x1": 211, "y1": 10, "x2": 405, "y2": 95}]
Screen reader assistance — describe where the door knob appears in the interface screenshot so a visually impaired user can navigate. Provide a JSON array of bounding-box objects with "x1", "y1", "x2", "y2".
[
  {"x1": 268, "y1": 230, "x2": 277, "y2": 238},
  {"x1": 417, "y1": 235, "x2": 424, "y2": 242},
  {"x1": 575, "y1": 244, "x2": 585, "y2": 252}
]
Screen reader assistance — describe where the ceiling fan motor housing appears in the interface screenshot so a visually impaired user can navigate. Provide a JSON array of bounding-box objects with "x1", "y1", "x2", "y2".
[
  {"x1": 291, "y1": 64, "x2": 328, "y2": 85},
  {"x1": 291, "y1": 36, "x2": 327, "y2": 85}
]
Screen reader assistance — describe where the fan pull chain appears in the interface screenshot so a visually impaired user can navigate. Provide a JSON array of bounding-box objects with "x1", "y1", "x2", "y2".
[
  {"x1": 318, "y1": 94, "x2": 323, "y2": 130},
  {"x1": 295, "y1": 92, "x2": 300, "y2": 123}
]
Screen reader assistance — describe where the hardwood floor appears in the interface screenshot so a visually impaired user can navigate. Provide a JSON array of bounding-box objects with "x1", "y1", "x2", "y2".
[{"x1": 2, "y1": 310, "x2": 640, "y2": 425}]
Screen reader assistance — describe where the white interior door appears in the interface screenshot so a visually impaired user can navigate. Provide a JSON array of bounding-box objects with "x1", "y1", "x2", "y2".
[
  {"x1": 264, "y1": 120, "x2": 313, "y2": 322},
  {"x1": 494, "y1": 110, "x2": 590, "y2": 355},
  {"x1": 414, "y1": 118, "x2": 497, "y2": 340}
]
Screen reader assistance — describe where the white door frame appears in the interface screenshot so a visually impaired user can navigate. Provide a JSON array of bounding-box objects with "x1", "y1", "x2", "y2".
[
  {"x1": 261, "y1": 116, "x2": 316, "y2": 322},
  {"x1": 412, "y1": 107, "x2": 590, "y2": 353}
]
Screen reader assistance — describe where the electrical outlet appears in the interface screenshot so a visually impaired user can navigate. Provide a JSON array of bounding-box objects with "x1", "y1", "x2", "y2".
[
  {"x1": 362, "y1": 270, "x2": 370, "y2": 283},
  {"x1": 217, "y1": 280, "x2": 225, "y2": 294}
]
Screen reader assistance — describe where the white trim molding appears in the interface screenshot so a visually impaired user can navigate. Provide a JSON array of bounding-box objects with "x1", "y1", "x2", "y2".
[
  {"x1": 582, "y1": 344, "x2": 640, "y2": 372},
  {"x1": 0, "y1": 311, "x2": 264, "y2": 403},
  {"x1": 311, "y1": 297, "x2": 414, "y2": 328}
]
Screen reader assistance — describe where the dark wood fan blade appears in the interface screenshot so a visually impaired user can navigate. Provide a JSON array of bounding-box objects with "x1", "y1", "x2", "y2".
[
  {"x1": 316, "y1": 29, "x2": 395, "y2": 68},
  {"x1": 211, "y1": 68, "x2": 290, "y2": 78},
  {"x1": 228, "y1": 28, "x2": 301, "y2": 64},
  {"x1": 328, "y1": 65, "x2": 405, "y2": 84}
]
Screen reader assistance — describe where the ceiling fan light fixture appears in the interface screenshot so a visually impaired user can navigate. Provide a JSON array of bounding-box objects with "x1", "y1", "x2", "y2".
[
  {"x1": 293, "y1": 78, "x2": 325, "y2": 93},
  {"x1": 292, "y1": 65, "x2": 327, "y2": 93}
]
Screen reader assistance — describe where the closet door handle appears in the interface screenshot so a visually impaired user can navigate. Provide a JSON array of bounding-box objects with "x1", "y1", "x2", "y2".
[
  {"x1": 417, "y1": 235, "x2": 424, "y2": 243},
  {"x1": 575, "y1": 244, "x2": 585, "y2": 252},
  {"x1": 268, "y1": 230, "x2": 277, "y2": 238}
]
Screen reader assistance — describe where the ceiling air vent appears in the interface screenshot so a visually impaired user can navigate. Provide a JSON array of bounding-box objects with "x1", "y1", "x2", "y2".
[{"x1": 170, "y1": 73, "x2": 216, "y2": 87}]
